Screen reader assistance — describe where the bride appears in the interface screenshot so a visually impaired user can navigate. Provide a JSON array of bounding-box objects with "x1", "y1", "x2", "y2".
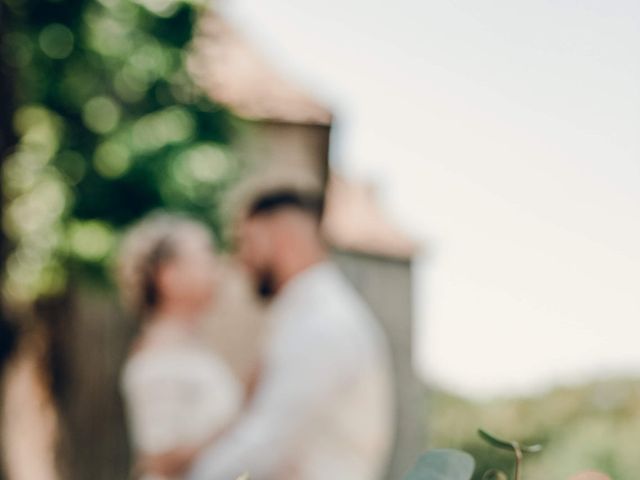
[{"x1": 116, "y1": 213, "x2": 243, "y2": 480}]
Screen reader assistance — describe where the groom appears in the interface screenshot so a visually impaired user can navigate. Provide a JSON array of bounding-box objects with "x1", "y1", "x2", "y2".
[{"x1": 187, "y1": 183, "x2": 395, "y2": 480}]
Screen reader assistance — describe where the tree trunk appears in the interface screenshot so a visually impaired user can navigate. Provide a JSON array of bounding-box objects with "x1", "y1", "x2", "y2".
[{"x1": 40, "y1": 283, "x2": 134, "y2": 480}]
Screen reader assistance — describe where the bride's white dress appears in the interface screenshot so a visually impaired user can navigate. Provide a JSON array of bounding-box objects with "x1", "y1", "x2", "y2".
[{"x1": 121, "y1": 322, "x2": 242, "y2": 480}]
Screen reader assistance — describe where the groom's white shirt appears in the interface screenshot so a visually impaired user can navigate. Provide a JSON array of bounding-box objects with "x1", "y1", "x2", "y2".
[{"x1": 188, "y1": 261, "x2": 395, "y2": 480}]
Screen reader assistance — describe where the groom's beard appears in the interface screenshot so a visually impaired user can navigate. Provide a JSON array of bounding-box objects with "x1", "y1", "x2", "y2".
[{"x1": 255, "y1": 269, "x2": 277, "y2": 301}]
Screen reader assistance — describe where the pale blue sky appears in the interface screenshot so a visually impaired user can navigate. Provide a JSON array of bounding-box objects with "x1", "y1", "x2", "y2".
[{"x1": 221, "y1": 0, "x2": 640, "y2": 397}]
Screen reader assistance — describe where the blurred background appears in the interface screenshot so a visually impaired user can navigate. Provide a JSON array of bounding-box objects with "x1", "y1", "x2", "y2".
[{"x1": 1, "y1": 0, "x2": 639, "y2": 479}]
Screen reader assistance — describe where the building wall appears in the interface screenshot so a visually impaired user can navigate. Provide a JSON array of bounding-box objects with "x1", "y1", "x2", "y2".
[
  {"x1": 332, "y1": 249, "x2": 426, "y2": 480},
  {"x1": 235, "y1": 120, "x2": 331, "y2": 185}
]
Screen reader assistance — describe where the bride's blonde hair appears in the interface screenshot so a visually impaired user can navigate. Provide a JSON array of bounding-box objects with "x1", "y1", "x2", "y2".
[{"x1": 115, "y1": 212, "x2": 214, "y2": 317}]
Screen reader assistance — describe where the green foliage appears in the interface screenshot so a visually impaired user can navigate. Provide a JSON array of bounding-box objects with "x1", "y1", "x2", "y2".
[
  {"x1": 404, "y1": 449, "x2": 475, "y2": 480},
  {"x1": 428, "y1": 378, "x2": 640, "y2": 480},
  {"x1": 1, "y1": 0, "x2": 238, "y2": 304}
]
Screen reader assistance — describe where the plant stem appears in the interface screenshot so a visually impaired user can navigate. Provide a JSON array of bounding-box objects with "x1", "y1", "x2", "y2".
[{"x1": 511, "y1": 442, "x2": 523, "y2": 480}]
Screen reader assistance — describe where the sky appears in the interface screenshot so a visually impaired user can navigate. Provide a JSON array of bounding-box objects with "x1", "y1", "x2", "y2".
[{"x1": 220, "y1": 0, "x2": 640, "y2": 398}]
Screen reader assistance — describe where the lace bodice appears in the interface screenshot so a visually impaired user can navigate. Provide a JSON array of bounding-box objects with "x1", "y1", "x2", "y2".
[{"x1": 121, "y1": 323, "x2": 243, "y2": 478}]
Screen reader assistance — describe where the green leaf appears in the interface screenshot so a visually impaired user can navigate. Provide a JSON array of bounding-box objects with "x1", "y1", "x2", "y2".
[
  {"x1": 403, "y1": 449, "x2": 475, "y2": 480},
  {"x1": 478, "y1": 429, "x2": 542, "y2": 454},
  {"x1": 477, "y1": 429, "x2": 514, "y2": 451}
]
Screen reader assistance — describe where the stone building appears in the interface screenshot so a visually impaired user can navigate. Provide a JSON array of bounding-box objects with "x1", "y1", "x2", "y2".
[{"x1": 192, "y1": 11, "x2": 426, "y2": 479}]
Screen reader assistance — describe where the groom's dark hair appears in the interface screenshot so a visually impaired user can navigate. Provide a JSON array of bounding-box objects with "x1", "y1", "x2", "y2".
[{"x1": 247, "y1": 189, "x2": 325, "y2": 222}]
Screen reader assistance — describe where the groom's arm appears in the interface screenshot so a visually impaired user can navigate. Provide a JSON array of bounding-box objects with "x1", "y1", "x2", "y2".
[{"x1": 187, "y1": 318, "x2": 360, "y2": 480}]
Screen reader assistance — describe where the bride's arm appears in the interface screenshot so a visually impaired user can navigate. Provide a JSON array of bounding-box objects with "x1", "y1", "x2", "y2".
[
  {"x1": 138, "y1": 445, "x2": 200, "y2": 478},
  {"x1": 139, "y1": 423, "x2": 232, "y2": 477}
]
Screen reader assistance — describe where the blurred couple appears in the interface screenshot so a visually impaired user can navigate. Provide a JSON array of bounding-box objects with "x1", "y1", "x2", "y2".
[{"x1": 117, "y1": 180, "x2": 395, "y2": 480}]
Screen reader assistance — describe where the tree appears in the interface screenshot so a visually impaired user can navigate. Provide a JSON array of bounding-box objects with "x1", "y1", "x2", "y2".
[
  {"x1": 1, "y1": 0, "x2": 238, "y2": 306},
  {"x1": 1, "y1": 0, "x2": 238, "y2": 477}
]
